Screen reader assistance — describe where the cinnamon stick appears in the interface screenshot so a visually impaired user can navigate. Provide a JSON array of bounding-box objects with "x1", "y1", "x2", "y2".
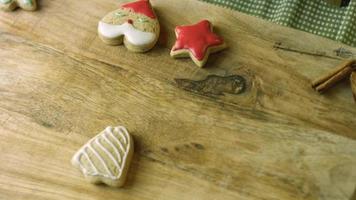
[
  {"x1": 312, "y1": 59, "x2": 356, "y2": 93},
  {"x1": 351, "y1": 71, "x2": 356, "y2": 102}
]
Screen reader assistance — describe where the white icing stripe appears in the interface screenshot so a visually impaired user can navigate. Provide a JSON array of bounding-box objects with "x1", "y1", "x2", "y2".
[
  {"x1": 98, "y1": 21, "x2": 156, "y2": 46},
  {"x1": 83, "y1": 150, "x2": 98, "y2": 174},
  {"x1": 95, "y1": 138, "x2": 120, "y2": 169},
  {"x1": 87, "y1": 143, "x2": 114, "y2": 177},
  {"x1": 102, "y1": 133, "x2": 122, "y2": 163},
  {"x1": 115, "y1": 127, "x2": 127, "y2": 144},
  {"x1": 109, "y1": 131, "x2": 126, "y2": 153}
]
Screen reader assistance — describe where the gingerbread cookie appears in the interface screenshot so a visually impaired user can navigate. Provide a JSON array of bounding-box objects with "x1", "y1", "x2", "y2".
[
  {"x1": 71, "y1": 126, "x2": 134, "y2": 187},
  {"x1": 98, "y1": 0, "x2": 160, "y2": 53},
  {"x1": 0, "y1": 0, "x2": 36, "y2": 11},
  {"x1": 170, "y1": 20, "x2": 227, "y2": 67}
]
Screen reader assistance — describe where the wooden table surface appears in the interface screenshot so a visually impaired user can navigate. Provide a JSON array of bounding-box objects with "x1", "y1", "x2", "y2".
[{"x1": 1, "y1": 0, "x2": 356, "y2": 199}]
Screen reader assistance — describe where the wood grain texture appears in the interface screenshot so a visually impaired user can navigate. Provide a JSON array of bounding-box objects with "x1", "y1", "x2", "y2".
[
  {"x1": 352, "y1": 72, "x2": 356, "y2": 102},
  {"x1": 0, "y1": 0, "x2": 356, "y2": 200}
]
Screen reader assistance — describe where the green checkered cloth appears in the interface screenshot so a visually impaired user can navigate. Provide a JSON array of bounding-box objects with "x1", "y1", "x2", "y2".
[{"x1": 200, "y1": 0, "x2": 356, "y2": 47}]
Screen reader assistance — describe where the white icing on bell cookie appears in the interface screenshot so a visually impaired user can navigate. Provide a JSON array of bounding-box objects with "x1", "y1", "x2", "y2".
[
  {"x1": 71, "y1": 126, "x2": 134, "y2": 187},
  {"x1": 98, "y1": 21, "x2": 156, "y2": 46}
]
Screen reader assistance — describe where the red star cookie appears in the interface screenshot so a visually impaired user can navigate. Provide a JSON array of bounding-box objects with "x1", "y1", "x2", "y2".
[{"x1": 170, "y1": 20, "x2": 227, "y2": 67}]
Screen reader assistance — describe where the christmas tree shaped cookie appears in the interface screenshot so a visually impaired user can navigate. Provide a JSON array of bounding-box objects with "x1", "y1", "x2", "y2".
[
  {"x1": 98, "y1": 0, "x2": 160, "y2": 53},
  {"x1": 170, "y1": 20, "x2": 227, "y2": 67},
  {"x1": 0, "y1": 0, "x2": 37, "y2": 11},
  {"x1": 71, "y1": 126, "x2": 134, "y2": 187}
]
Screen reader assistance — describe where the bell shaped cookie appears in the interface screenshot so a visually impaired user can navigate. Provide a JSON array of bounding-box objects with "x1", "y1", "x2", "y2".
[
  {"x1": 98, "y1": 0, "x2": 160, "y2": 52},
  {"x1": 71, "y1": 126, "x2": 134, "y2": 187},
  {"x1": 0, "y1": 0, "x2": 37, "y2": 11}
]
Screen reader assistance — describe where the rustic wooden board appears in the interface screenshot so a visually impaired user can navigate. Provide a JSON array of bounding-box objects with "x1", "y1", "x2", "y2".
[
  {"x1": 0, "y1": 0, "x2": 356, "y2": 200},
  {"x1": 352, "y1": 72, "x2": 356, "y2": 102}
]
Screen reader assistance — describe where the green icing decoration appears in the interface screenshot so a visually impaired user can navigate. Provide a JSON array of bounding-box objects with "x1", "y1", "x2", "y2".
[
  {"x1": 0, "y1": 0, "x2": 12, "y2": 4},
  {"x1": 114, "y1": 12, "x2": 127, "y2": 17},
  {"x1": 22, "y1": 0, "x2": 32, "y2": 5},
  {"x1": 138, "y1": 18, "x2": 148, "y2": 23}
]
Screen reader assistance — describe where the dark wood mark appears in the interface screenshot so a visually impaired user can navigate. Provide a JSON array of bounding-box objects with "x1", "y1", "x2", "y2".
[
  {"x1": 191, "y1": 142, "x2": 205, "y2": 150},
  {"x1": 175, "y1": 75, "x2": 246, "y2": 96},
  {"x1": 158, "y1": 143, "x2": 205, "y2": 155},
  {"x1": 273, "y1": 42, "x2": 341, "y2": 60},
  {"x1": 351, "y1": 71, "x2": 356, "y2": 102},
  {"x1": 40, "y1": 121, "x2": 54, "y2": 128},
  {"x1": 160, "y1": 147, "x2": 169, "y2": 153},
  {"x1": 334, "y1": 47, "x2": 354, "y2": 58},
  {"x1": 174, "y1": 146, "x2": 180, "y2": 152}
]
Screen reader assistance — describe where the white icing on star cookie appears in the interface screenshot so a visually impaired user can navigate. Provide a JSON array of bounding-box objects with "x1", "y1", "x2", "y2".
[
  {"x1": 98, "y1": 21, "x2": 156, "y2": 46},
  {"x1": 71, "y1": 126, "x2": 134, "y2": 187}
]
